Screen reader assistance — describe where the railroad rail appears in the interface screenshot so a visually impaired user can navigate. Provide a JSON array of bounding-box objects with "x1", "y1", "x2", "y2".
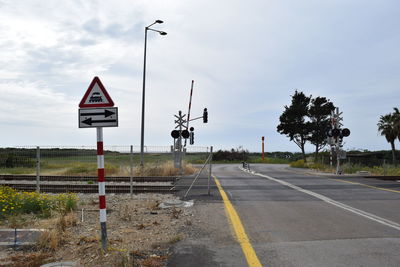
[
  {"x1": 1, "y1": 183, "x2": 177, "y2": 194},
  {"x1": 0, "y1": 175, "x2": 178, "y2": 183}
]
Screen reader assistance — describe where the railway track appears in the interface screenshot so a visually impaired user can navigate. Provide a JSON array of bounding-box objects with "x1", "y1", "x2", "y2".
[
  {"x1": 1, "y1": 183, "x2": 177, "y2": 194},
  {"x1": 0, "y1": 174, "x2": 178, "y2": 183}
]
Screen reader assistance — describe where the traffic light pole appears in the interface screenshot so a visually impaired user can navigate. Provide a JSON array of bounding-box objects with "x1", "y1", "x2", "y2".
[
  {"x1": 171, "y1": 108, "x2": 208, "y2": 171},
  {"x1": 178, "y1": 111, "x2": 183, "y2": 175},
  {"x1": 327, "y1": 107, "x2": 350, "y2": 175}
]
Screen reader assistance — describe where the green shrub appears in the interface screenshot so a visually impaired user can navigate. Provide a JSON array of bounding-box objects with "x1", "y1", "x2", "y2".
[
  {"x1": 290, "y1": 159, "x2": 308, "y2": 168},
  {"x1": 308, "y1": 162, "x2": 326, "y2": 170},
  {"x1": 0, "y1": 186, "x2": 78, "y2": 219}
]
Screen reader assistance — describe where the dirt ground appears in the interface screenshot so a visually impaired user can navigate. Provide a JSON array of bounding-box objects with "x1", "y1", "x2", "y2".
[{"x1": 0, "y1": 193, "x2": 196, "y2": 267}]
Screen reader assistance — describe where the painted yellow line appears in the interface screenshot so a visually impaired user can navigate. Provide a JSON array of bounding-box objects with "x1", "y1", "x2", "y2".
[
  {"x1": 332, "y1": 178, "x2": 400, "y2": 194},
  {"x1": 213, "y1": 175, "x2": 262, "y2": 267}
]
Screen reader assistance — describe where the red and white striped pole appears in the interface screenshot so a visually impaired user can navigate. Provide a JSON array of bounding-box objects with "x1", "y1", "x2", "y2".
[
  {"x1": 187, "y1": 80, "x2": 194, "y2": 127},
  {"x1": 185, "y1": 80, "x2": 194, "y2": 147},
  {"x1": 262, "y1": 136, "x2": 265, "y2": 161},
  {"x1": 97, "y1": 127, "x2": 107, "y2": 251}
]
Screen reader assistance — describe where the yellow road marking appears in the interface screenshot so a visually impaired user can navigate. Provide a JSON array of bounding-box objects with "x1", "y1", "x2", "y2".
[
  {"x1": 213, "y1": 175, "x2": 262, "y2": 267},
  {"x1": 331, "y1": 178, "x2": 400, "y2": 194}
]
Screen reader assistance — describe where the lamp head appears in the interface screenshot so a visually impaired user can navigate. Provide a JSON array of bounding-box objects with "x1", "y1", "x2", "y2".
[
  {"x1": 155, "y1": 20, "x2": 164, "y2": 24},
  {"x1": 159, "y1": 31, "x2": 167, "y2": 35}
]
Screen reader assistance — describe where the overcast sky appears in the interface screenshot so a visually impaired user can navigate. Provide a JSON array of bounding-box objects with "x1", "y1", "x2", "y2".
[{"x1": 0, "y1": 0, "x2": 399, "y2": 152}]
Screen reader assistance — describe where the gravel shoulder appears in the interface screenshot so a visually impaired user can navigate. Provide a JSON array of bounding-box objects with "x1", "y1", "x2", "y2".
[{"x1": 0, "y1": 193, "x2": 196, "y2": 267}]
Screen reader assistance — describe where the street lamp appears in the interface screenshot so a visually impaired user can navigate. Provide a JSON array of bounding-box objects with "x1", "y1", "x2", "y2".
[{"x1": 140, "y1": 20, "x2": 167, "y2": 168}]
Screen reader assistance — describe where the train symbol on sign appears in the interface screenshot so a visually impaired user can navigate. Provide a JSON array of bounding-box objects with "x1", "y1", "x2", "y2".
[{"x1": 89, "y1": 92, "x2": 103, "y2": 103}]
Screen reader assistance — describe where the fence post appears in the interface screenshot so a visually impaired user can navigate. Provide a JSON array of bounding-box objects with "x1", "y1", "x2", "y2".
[
  {"x1": 208, "y1": 146, "x2": 213, "y2": 195},
  {"x1": 36, "y1": 146, "x2": 40, "y2": 193},
  {"x1": 130, "y1": 145, "x2": 133, "y2": 196},
  {"x1": 383, "y1": 159, "x2": 387, "y2": 176}
]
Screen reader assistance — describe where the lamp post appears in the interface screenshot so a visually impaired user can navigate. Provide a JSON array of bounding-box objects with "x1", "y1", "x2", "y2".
[{"x1": 140, "y1": 20, "x2": 167, "y2": 168}]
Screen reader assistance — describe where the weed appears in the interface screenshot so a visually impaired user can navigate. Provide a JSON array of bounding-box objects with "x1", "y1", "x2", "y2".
[
  {"x1": 4, "y1": 252, "x2": 53, "y2": 267},
  {"x1": 148, "y1": 200, "x2": 160, "y2": 211},
  {"x1": 137, "y1": 223, "x2": 146, "y2": 230},
  {"x1": 141, "y1": 256, "x2": 165, "y2": 267},
  {"x1": 37, "y1": 212, "x2": 77, "y2": 251},
  {"x1": 37, "y1": 228, "x2": 62, "y2": 251},
  {"x1": 0, "y1": 186, "x2": 78, "y2": 221},
  {"x1": 290, "y1": 159, "x2": 308, "y2": 168},
  {"x1": 168, "y1": 235, "x2": 183, "y2": 244},
  {"x1": 135, "y1": 161, "x2": 196, "y2": 176},
  {"x1": 171, "y1": 208, "x2": 182, "y2": 219},
  {"x1": 118, "y1": 204, "x2": 133, "y2": 221},
  {"x1": 78, "y1": 235, "x2": 99, "y2": 245}
]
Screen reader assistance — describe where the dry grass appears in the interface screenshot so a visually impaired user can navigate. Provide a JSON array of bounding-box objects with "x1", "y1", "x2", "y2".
[
  {"x1": 141, "y1": 256, "x2": 167, "y2": 267},
  {"x1": 167, "y1": 235, "x2": 183, "y2": 244},
  {"x1": 118, "y1": 203, "x2": 134, "y2": 221},
  {"x1": 171, "y1": 208, "x2": 182, "y2": 219},
  {"x1": 1, "y1": 252, "x2": 53, "y2": 267},
  {"x1": 37, "y1": 212, "x2": 77, "y2": 251},
  {"x1": 147, "y1": 200, "x2": 161, "y2": 211},
  {"x1": 135, "y1": 161, "x2": 196, "y2": 176}
]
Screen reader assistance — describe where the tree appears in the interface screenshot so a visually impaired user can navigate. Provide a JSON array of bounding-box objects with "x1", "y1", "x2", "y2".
[
  {"x1": 393, "y1": 108, "x2": 400, "y2": 141},
  {"x1": 277, "y1": 90, "x2": 311, "y2": 161},
  {"x1": 308, "y1": 96, "x2": 335, "y2": 159},
  {"x1": 377, "y1": 111, "x2": 398, "y2": 164}
]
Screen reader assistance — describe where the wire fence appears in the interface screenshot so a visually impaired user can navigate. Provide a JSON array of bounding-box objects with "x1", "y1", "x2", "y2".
[
  {"x1": 0, "y1": 145, "x2": 210, "y2": 176},
  {"x1": 0, "y1": 145, "x2": 212, "y2": 194}
]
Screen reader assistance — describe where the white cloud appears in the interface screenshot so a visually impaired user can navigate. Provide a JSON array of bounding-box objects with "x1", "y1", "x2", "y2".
[{"x1": 0, "y1": 0, "x2": 399, "y2": 152}]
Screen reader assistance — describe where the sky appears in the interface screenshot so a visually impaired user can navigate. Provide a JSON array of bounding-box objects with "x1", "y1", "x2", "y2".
[{"x1": 0, "y1": 0, "x2": 399, "y2": 153}]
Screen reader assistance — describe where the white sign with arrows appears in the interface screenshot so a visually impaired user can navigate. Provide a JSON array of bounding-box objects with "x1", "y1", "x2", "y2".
[{"x1": 79, "y1": 107, "x2": 118, "y2": 128}]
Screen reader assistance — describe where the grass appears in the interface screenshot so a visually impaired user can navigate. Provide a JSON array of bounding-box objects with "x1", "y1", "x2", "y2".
[
  {"x1": 37, "y1": 212, "x2": 77, "y2": 251},
  {"x1": 341, "y1": 163, "x2": 400, "y2": 175},
  {"x1": 289, "y1": 159, "x2": 400, "y2": 176},
  {"x1": 0, "y1": 186, "x2": 78, "y2": 220},
  {"x1": 248, "y1": 156, "x2": 291, "y2": 164},
  {"x1": 0, "y1": 152, "x2": 205, "y2": 176},
  {"x1": 135, "y1": 161, "x2": 196, "y2": 176},
  {"x1": 3, "y1": 252, "x2": 53, "y2": 267}
]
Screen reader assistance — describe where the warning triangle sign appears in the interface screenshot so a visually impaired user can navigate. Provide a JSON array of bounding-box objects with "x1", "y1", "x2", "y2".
[{"x1": 79, "y1": 77, "x2": 114, "y2": 108}]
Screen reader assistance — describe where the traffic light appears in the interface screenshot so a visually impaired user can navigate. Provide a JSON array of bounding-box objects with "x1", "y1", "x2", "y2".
[
  {"x1": 331, "y1": 128, "x2": 340, "y2": 137},
  {"x1": 326, "y1": 128, "x2": 333, "y2": 137},
  {"x1": 341, "y1": 128, "x2": 350, "y2": 137},
  {"x1": 203, "y1": 108, "x2": 208, "y2": 123},
  {"x1": 189, "y1": 127, "x2": 194, "y2": 145},
  {"x1": 181, "y1": 130, "x2": 190, "y2": 139},
  {"x1": 171, "y1": 130, "x2": 180, "y2": 139}
]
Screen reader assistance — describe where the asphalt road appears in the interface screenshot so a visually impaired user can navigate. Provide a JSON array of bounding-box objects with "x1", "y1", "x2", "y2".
[{"x1": 169, "y1": 163, "x2": 400, "y2": 267}]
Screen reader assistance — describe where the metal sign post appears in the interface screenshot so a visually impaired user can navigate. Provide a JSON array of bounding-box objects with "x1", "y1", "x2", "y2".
[{"x1": 78, "y1": 77, "x2": 118, "y2": 251}]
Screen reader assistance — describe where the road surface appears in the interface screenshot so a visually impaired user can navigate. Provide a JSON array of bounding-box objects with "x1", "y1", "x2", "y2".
[{"x1": 169, "y1": 164, "x2": 400, "y2": 267}]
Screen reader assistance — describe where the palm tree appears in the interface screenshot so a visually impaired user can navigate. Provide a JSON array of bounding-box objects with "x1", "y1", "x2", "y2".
[
  {"x1": 393, "y1": 108, "x2": 400, "y2": 141},
  {"x1": 377, "y1": 113, "x2": 397, "y2": 164}
]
